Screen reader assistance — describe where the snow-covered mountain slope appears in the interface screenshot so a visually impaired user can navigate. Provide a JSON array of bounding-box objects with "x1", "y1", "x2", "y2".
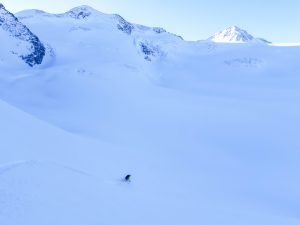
[
  {"x1": 208, "y1": 26, "x2": 270, "y2": 43},
  {"x1": 0, "y1": 4, "x2": 300, "y2": 225},
  {"x1": 16, "y1": 5, "x2": 182, "y2": 63},
  {"x1": 0, "y1": 4, "x2": 46, "y2": 67},
  {"x1": 0, "y1": 99, "x2": 161, "y2": 225}
]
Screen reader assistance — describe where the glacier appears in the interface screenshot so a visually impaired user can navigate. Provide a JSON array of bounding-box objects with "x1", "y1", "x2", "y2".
[{"x1": 0, "y1": 4, "x2": 300, "y2": 225}]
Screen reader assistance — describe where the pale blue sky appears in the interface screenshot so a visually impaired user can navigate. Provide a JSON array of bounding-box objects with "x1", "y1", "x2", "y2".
[{"x1": 2, "y1": 0, "x2": 300, "y2": 43}]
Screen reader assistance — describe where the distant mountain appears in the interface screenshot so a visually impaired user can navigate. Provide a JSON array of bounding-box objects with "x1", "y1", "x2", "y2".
[
  {"x1": 16, "y1": 5, "x2": 182, "y2": 62},
  {"x1": 208, "y1": 26, "x2": 270, "y2": 43},
  {"x1": 16, "y1": 5, "x2": 166, "y2": 37},
  {"x1": 0, "y1": 3, "x2": 45, "y2": 66}
]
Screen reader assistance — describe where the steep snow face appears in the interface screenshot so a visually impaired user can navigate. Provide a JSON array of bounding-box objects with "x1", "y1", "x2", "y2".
[
  {"x1": 0, "y1": 4, "x2": 45, "y2": 67},
  {"x1": 209, "y1": 26, "x2": 263, "y2": 43}
]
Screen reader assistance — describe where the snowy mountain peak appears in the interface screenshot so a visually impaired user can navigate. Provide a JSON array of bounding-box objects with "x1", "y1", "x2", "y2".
[
  {"x1": 209, "y1": 26, "x2": 256, "y2": 43},
  {"x1": 227, "y1": 26, "x2": 244, "y2": 31},
  {"x1": 65, "y1": 5, "x2": 101, "y2": 19}
]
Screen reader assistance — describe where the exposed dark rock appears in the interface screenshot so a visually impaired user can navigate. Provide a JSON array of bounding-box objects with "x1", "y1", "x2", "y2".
[
  {"x1": 0, "y1": 4, "x2": 45, "y2": 66},
  {"x1": 139, "y1": 41, "x2": 163, "y2": 61},
  {"x1": 115, "y1": 14, "x2": 134, "y2": 35},
  {"x1": 153, "y1": 27, "x2": 166, "y2": 34}
]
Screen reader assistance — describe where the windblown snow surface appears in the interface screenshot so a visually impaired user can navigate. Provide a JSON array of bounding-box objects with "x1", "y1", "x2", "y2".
[{"x1": 0, "y1": 5, "x2": 300, "y2": 225}]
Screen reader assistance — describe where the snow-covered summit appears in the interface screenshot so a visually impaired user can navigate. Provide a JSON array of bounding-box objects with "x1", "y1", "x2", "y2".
[
  {"x1": 0, "y1": 3, "x2": 45, "y2": 67},
  {"x1": 208, "y1": 26, "x2": 266, "y2": 43},
  {"x1": 64, "y1": 5, "x2": 101, "y2": 19}
]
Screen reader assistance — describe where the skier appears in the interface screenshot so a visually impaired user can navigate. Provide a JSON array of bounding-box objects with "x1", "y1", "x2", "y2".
[{"x1": 124, "y1": 174, "x2": 131, "y2": 182}]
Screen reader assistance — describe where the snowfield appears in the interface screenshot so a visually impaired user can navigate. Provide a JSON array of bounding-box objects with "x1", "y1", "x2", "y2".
[{"x1": 0, "y1": 5, "x2": 300, "y2": 225}]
